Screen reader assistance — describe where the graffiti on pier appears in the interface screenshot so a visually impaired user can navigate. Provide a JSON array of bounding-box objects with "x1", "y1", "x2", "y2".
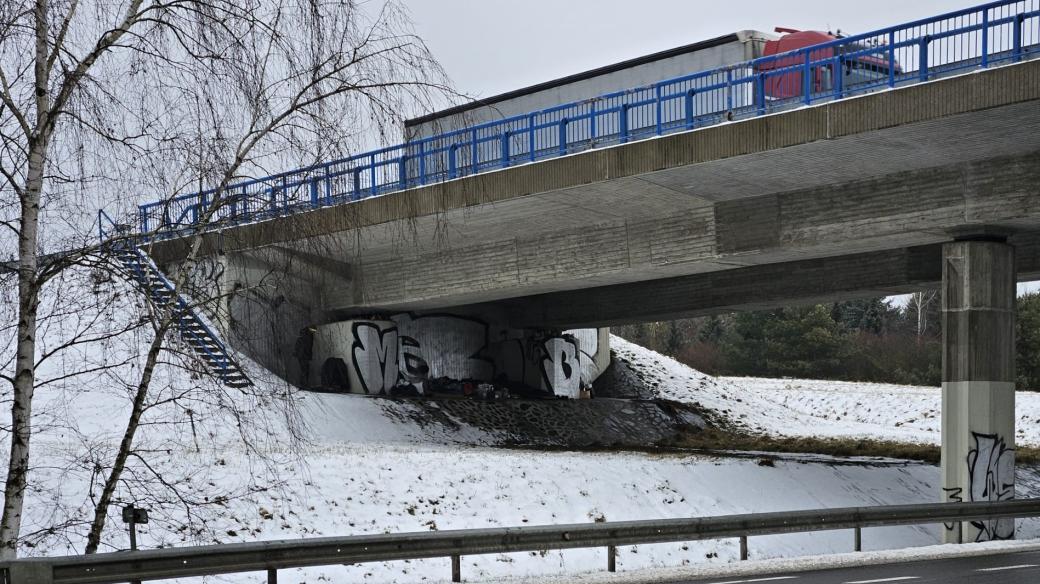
[
  {"x1": 351, "y1": 323, "x2": 399, "y2": 394},
  {"x1": 393, "y1": 314, "x2": 493, "y2": 388},
  {"x1": 943, "y1": 432, "x2": 1016, "y2": 541},
  {"x1": 967, "y1": 432, "x2": 1015, "y2": 541},
  {"x1": 540, "y1": 336, "x2": 581, "y2": 398}
]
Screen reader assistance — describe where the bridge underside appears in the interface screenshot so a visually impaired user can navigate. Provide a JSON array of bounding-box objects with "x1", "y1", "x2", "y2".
[{"x1": 152, "y1": 60, "x2": 1040, "y2": 330}]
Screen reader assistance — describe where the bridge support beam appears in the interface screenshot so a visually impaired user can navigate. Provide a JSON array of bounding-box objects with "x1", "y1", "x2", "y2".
[{"x1": 941, "y1": 239, "x2": 1016, "y2": 543}]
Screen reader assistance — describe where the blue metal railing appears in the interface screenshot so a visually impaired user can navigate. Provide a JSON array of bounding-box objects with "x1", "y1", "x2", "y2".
[{"x1": 124, "y1": 0, "x2": 1040, "y2": 242}]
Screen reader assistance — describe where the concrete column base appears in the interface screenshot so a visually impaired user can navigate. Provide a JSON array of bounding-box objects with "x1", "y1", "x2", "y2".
[{"x1": 941, "y1": 380, "x2": 1016, "y2": 543}]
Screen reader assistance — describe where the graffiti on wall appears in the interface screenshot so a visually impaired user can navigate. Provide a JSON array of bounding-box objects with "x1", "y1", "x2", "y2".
[
  {"x1": 345, "y1": 314, "x2": 495, "y2": 394},
  {"x1": 351, "y1": 323, "x2": 399, "y2": 394},
  {"x1": 393, "y1": 314, "x2": 494, "y2": 388},
  {"x1": 943, "y1": 432, "x2": 1015, "y2": 541},
  {"x1": 540, "y1": 336, "x2": 581, "y2": 398},
  {"x1": 322, "y1": 314, "x2": 604, "y2": 396}
]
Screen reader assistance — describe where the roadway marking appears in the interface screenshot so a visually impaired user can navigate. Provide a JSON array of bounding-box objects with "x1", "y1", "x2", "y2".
[
  {"x1": 976, "y1": 564, "x2": 1038, "y2": 572},
  {"x1": 844, "y1": 573, "x2": 919, "y2": 577},
  {"x1": 711, "y1": 573, "x2": 798, "y2": 577}
]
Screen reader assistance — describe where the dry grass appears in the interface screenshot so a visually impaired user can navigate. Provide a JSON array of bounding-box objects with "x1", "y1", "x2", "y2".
[{"x1": 667, "y1": 428, "x2": 1040, "y2": 464}]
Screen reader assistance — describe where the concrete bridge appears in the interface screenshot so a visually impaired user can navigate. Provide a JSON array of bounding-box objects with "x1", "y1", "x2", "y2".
[{"x1": 139, "y1": 6, "x2": 1040, "y2": 545}]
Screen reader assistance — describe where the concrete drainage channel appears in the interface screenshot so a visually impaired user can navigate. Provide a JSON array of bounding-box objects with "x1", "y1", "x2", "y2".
[{"x1": 5, "y1": 500, "x2": 1040, "y2": 584}]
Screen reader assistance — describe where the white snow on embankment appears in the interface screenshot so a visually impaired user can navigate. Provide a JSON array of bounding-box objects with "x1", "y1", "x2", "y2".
[
  {"x1": 5, "y1": 269, "x2": 1040, "y2": 583},
  {"x1": 611, "y1": 334, "x2": 1040, "y2": 447}
]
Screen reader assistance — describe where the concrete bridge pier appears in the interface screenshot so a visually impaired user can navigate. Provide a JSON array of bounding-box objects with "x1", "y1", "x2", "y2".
[{"x1": 941, "y1": 239, "x2": 1016, "y2": 543}]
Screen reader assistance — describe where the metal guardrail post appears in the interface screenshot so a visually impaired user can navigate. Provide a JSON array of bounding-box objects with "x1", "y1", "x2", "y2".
[
  {"x1": 685, "y1": 90, "x2": 696, "y2": 129},
  {"x1": 607, "y1": 545, "x2": 616, "y2": 572},
  {"x1": 739, "y1": 535, "x2": 748, "y2": 561},
  {"x1": 418, "y1": 141, "x2": 427, "y2": 185},
  {"x1": 919, "y1": 35, "x2": 931, "y2": 81},
  {"x1": 982, "y1": 10, "x2": 990, "y2": 68},
  {"x1": 267, "y1": 568, "x2": 277, "y2": 584},
  {"x1": 589, "y1": 100, "x2": 598, "y2": 141},
  {"x1": 558, "y1": 119, "x2": 568, "y2": 156},
  {"x1": 889, "y1": 31, "x2": 897, "y2": 87},
  {"x1": 619, "y1": 104, "x2": 629, "y2": 143},
  {"x1": 368, "y1": 154, "x2": 377, "y2": 197},
  {"x1": 451, "y1": 554, "x2": 461, "y2": 582},
  {"x1": 756, "y1": 73, "x2": 766, "y2": 115},
  {"x1": 501, "y1": 131, "x2": 511, "y2": 167},
  {"x1": 803, "y1": 52, "x2": 813, "y2": 105},
  {"x1": 654, "y1": 85, "x2": 663, "y2": 136},
  {"x1": 309, "y1": 177, "x2": 319, "y2": 208},
  {"x1": 1013, "y1": 13, "x2": 1025, "y2": 62},
  {"x1": 854, "y1": 526, "x2": 862, "y2": 552},
  {"x1": 528, "y1": 113, "x2": 537, "y2": 162}
]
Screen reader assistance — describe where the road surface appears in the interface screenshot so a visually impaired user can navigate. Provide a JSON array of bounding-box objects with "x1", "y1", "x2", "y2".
[{"x1": 681, "y1": 549, "x2": 1040, "y2": 584}]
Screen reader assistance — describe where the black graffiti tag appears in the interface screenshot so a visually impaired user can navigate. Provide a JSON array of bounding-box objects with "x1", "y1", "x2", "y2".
[{"x1": 967, "y1": 432, "x2": 1015, "y2": 541}]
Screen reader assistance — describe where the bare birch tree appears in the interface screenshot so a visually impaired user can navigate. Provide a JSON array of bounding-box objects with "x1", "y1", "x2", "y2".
[
  {"x1": 909, "y1": 290, "x2": 938, "y2": 341},
  {"x1": 1, "y1": 0, "x2": 450, "y2": 558}
]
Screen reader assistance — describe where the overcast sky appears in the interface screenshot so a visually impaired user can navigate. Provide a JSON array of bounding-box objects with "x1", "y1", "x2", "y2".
[
  {"x1": 404, "y1": 0, "x2": 977, "y2": 100},
  {"x1": 402, "y1": 0, "x2": 1039, "y2": 296}
]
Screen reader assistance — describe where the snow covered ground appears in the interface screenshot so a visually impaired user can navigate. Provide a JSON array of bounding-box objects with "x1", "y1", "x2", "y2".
[{"x1": 611, "y1": 335, "x2": 1040, "y2": 447}]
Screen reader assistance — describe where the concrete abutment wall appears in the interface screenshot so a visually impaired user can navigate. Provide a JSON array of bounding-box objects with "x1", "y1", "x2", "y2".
[
  {"x1": 180, "y1": 253, "x2": 612, "y2": 397},
  {"x1": 309, "y1": 318, "x2": 608, "y2": 398}
]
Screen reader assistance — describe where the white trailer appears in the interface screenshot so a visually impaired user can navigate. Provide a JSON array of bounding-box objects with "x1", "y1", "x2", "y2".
[{"x1": 405, "y1": 31, "x2": 774, "y2": 141}]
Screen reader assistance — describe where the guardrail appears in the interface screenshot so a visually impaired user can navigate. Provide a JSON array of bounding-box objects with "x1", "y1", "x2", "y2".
[
  {"x1": 4, "y1": 499, "x2": 1040, "y2": 584},
  {"x1": 120, "y1": 0, "x2": 1040, "y2": 242}
]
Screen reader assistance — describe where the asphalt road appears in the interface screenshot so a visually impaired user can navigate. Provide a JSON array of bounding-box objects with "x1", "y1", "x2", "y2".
[{"x1": 680, "y1": 550, "x2": 1040, "y2": 584}]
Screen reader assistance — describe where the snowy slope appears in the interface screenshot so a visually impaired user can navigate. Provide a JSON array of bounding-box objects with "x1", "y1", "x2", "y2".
[
  {"x1": 103, "y1": 445, "x2": 1040, "y2": 583},
  {"x1": 8, "y1": 269, "x2": 1040, "y2": 583},
  {"x1": 611, "y1": 335, "x2": 1040, "y2": 447}
]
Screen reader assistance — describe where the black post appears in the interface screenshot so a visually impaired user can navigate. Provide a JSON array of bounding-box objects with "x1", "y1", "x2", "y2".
[
  {"x1": 739, "y1": 535, "x2": 748, "y2": 561},
  {"x1": 127, "y1": 512, "x2": 137, "y2": 552},
  {"x1": 607, "y1": 545, "x2": 616, "y2": 572},
  {"x1": 126, "y1": 507, "x2": 140, "y2": 584},
  {"x1": 451, "y1": 554, "x2": 461, "y2": 583},
  {"x1": 122, "y1": 504, "x2": 149, "y2": 584}
]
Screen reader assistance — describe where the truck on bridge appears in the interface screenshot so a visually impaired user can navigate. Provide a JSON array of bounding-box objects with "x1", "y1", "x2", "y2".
[{"x1": 405, "y1": 28, "x2": 901, "y2": 140}]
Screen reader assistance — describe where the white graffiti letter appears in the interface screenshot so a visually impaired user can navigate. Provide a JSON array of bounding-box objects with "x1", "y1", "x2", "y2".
[
  {"x1": 541, "y1": 336, "x2": 580, "y2": 398},
  {"x1": 351, "y1": 323, "x2": 399, "y2": 394}
]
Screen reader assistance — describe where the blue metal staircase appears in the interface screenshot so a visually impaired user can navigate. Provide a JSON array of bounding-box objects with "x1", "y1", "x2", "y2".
[{"x1": 100, "y1": 212, "x2": 251, "y2": 388}]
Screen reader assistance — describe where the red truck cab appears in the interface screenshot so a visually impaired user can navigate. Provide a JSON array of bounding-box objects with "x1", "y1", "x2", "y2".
[{"x1": 757, "y1": 28, "x2": 902, "y2": 100}]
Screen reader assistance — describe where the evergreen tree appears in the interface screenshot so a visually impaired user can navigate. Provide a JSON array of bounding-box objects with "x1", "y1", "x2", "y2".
[
  {"x1": 1018, "y1": 293, "x2": 1040, "y2": 390},
  {"x1": 698, "y1": 315, "x2": 725, "y2": 343}
]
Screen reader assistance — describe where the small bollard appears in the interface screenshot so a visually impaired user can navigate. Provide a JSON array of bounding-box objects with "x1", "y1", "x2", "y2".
[
  {"x1": 854, "y1": 526, "x2": 862, "y2": 552},
  {"x1": 267, "y1": 568, "x2": 278, "y2": 584},
  {"x1": 739, "y1": 535, "x2": 748, "y2": 561},
  {"x1": 607, "y1": 545, "x2": 616, "y2": 572},
  {"x1": 451, "y1": 554, "x2": 461, "y2": 583}
]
